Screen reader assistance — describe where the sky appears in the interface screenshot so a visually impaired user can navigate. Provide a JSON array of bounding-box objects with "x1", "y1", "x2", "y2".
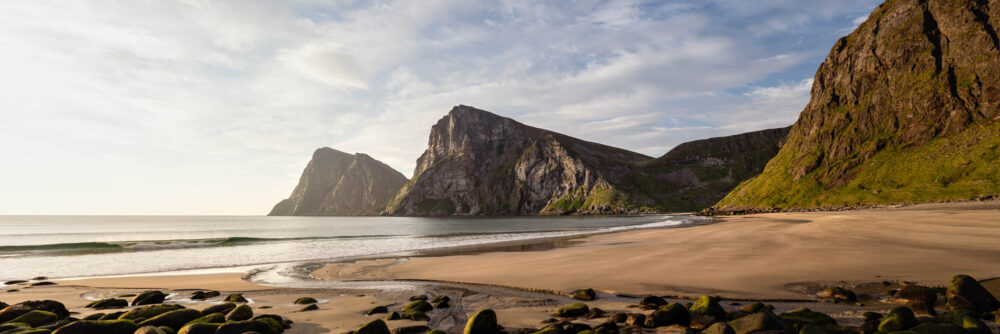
[{"x1": 0, "y1": 0, "x2": 881, "y2": 215}]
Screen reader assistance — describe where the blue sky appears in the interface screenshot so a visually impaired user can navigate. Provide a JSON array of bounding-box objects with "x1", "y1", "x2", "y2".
[{"x1": 0, "y1": 0, "x2": 880, "y2": 215}]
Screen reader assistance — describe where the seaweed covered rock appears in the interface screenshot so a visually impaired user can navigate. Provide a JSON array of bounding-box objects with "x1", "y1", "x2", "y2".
[
  {"x1": 357, "y1": 319, "x2": 391, "y2": 334},
  {"x1": 385, "y1": 311, "x2": 401, "y2": 321},
  {"x1": 905, "y1": 322, "x2": 965, "y2": 334},
  {"x1": 81, "y1": 314, "x2": 104, "y2": 321},
  {"x1": 689, "y1": 296, "x2": 725, "y2": 319},
  {"x1": 84, "y1": 298, "x2": 128, "y2": 310},
  {"x1": 253, "y1": 314, "x2": 290, "y2": 329},
  {"x1": 572, "y1": 289, "x2": 596, "y2": 301},
  {"x1": 223, "y1": 294, "x2": 248, "y2": 303},
  {"x1": 426, "y1": 330, "x2": 446, "y2": 334},
  {"x1": 0, "y1": 300, "x2": 70, "y2": 323},
  {"x1": 51, "y1": 320, "x2": 137, "y2": 334},
  {"x1": 892, "y1": 285, "x2": 938, "y2": 315},
  {"x1": 463, "y1": 309, "x2": 498, "y2": 334},
  {"x1": 298, "y1": 304, "x2": 318, "y2": 312},
  {"x1": 701, "y1": 322, "x2": 735, "y2": 334},
  {"x1": 816, "y1": 287, "x2": 856, "y2": 303},
  {"x1": 403, "y1": 300, "x2": 433, "y2": 313},
  {"x1": 644, "y1": 303, "x2": 690, "y2": 328},
  {"x1": 134, "y1": 326, "x2": 170, "y2": 334},
  {"x1": 200, "y1": 303, "x2": 235, "y2": 315},
  {"x1": 737, "y1": 302, "x2": 768, "y2": 314},
  {"x1": 189, "y1": 291, "x2": 219, "y2": 300},
  {"x1": 727, "y1": 311, "x2": 787, "y2": 334},
  {"x1": 625, "y1": 313, "x2": 646, "y2": 327},
  {"x1": 431, "y1": 296, "x2": 449, "y2": 304},
  {"x1": 390, "y1": 325, "x2": 430, "y2": 334},
  {"x1": 366, "y1": 306, "x2": 388, "y2": 315},
  {"x1": 554, "y1": 303, "x2": 589, "y2": 318},
  {"x1": 432, "y1": 300, "x2": 449, "y2": 309},
  {"x1": 607, "y1": 313, "x2": 627, "y2": 324},
  {"x1": 946, "y1": 275, "x2": 999, "y2": 313},
  {"x1": 877, "y1": 306, "x2": 918, "y2": 333},
  {"x1": 99, "y1": 312, "x2": 125, "y2": 320},
  {"x1": 184, "y1": 313, "x2": 224, "y2": 326},
  {"x1": 401, "y1": 309, "x2": 429, "y2": 322},
  {"x1": 176, "y1": 323, "x2": 220, "y2": 334},
  {"x1": 939, "y1": 310, "x2": 991, "y2": 334},
  {"x1": 5, "y1": 310, "x2": 59, "y2": 327},
  {"x1": 409, "y1": 295, "x2": 428, "y2": 301},
  {"x1": 224, "y1": 305, "x2": 253, "y2": 321},
  {"x1": 293, "y1": 297, "x2": 317, "y2": 305},
  {"x1": 137, "y1": 309, "x2": 202, "y2": 329},
  {"x1": 639, "y1": 296, "x2": 667, "y2": 308},
  {"x1": 131, "y1": 291, "x2": 167, "y2": 306},
  {"x1": 119, "y1": 305, "x2": 184, "y2": 321},
  {"x1": 215, "y1": 320, "x2": 271, "y2": 334},
  {"x1": 777, "y1": 308, "x2": 836, "y2": 332}
]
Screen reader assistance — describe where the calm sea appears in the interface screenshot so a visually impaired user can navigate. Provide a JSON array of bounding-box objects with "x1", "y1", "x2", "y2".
[{"x1": 0, "y1": 215, "x2": 707, "y2": 281}]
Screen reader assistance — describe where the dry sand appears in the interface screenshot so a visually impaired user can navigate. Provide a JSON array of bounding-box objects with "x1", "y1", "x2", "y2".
[{"x1": 313, "y1": 201, "x2": 1000, "y2": 300}]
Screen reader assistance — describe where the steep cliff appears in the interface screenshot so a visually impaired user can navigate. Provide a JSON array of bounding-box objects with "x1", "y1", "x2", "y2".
[
  {"x1": 269, "y1": 148, "x2": 408, "y2": 216},
  {"x1": 385, "y1": 105, "x2": 789, "y2": 216},
  {"x1": 714, "y1": 0, "x2": 1000, "y2": 211}
]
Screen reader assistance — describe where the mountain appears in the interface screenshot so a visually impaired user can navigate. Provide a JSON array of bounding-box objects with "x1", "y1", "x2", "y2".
[
  {"x1": 713, "y1": 0, "x2": 1000, "y2": 212},
  {"x1": 384, "y1": 105, "x2": 789, "y2": 216},
  {"x1": 269, "y1": 148, "x2": 408, "y2": 216}
]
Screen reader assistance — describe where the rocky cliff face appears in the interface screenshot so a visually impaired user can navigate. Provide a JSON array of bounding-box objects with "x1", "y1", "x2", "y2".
[
  {"x1": 269, "y1": 148, "x2": 408, "y2": 216},
  {"x1": 715, "y1": 0, "x2": 1000, "y2": 211},
  {"x1": 385, "y1": 105, "x2": 789, "y2": 216}
]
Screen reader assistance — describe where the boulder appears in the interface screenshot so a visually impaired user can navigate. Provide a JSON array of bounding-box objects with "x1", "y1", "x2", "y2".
[
  {"x1": 904, "y1": 322, "x2": 965, "y2": 334},
  {"x1": 796, "y1": 325, "x2": 855, "y2": 334},
  {"x1": 134, "y1": 326, "x2": 170, "y2": 334},
  {"x1": 606, "y1": 313, "x2": 627, "y2": 324},
  {"x1": 183, "y1": 313, "x2": 224, "y2": 326},
  {"x1": 689, "y1": 296, "x2": 725, "y2": 319},
  {"x1": 298, "y1": 304, "x2": 318, "y2": 312},
  {"x1": 255, "y1": 317, "x2": 284, "y2": 334},
  {"x1": 700, "y1": 322, "x2": 735, "y2": 334},
  {"x1": 777, "y1": 308, "x2": 836, "y2": 331},
  {"x1": 644, "y1": 303, "x2": 690, "y2": 328},
  {"x1": 432, "y1": 300, "x2": 449, "y2": 309},
  {"x1": 176, "y1": 323, "x2": 220, "y2": 334},
  {"x1": 463, "y1": 309, "x2": 498, "y2": 334},
  {"x1": 946, "y1": 275, "x2": 999, "y2": 312},
  {"x1": 659, "y1": 325, "x2": 696, "y2": 334},
  {"x1": 402, "y1": 309, "x2": 429, "y2": 322},
  {"x1": 876, "y1": 306, "x2": 918, "y2": 333},
  {"x1": 357, "y1": 319, "x2": 391, "y2": 334},
  {"x1": 5, "y1": 310, "x2": 59, "y2": 327},
  {"x1": 624, "y1": 314, "x2": 645, "y2": 327},
  {"x1": 427, "y1": 330, "x2": 446, "y2": 334},
  {"x1": 224, "y1": 305, "x2": 252, "y2": 321},
  {"x1": 189, "y1": 291, "x2": 219, "y2": 300},
  {"x1": 0, "y1": 300, "x2": 70, "y2": 323},
  {"x1": 571, "y1": 289, "x2": 596, "y2": 301},
  {"x1": 215, "y1": 320, "x2": 271, "y2": 334},
  {"x1": 431, "y1": 296, "x2": 449, "y2": 303},
  {"x1": 253, "y1": 315, "x2": 290, "y2": 329},
  {"x1": 861, "y1": 312, "x2": 882, "y2": 322},
  {"x1": 84, "y1": 299, "x2": 128, "y2": 310},
  {"x1": 293, "y1": 297, "x2": 317, "y2": 305},
  {"x1": 37, "y1": 318, "x2": 77, "y2": 331},
  {"x1": 554, "y1": 303, "x2": 588, "y2": 318},
  {"x1": 892, "y1": 285, "x2": 938, "y2": 315},
  {"x1": 223, "y1": 294, "x2": 248, "y2": 303},
  {"x1": 639, "y1": 296, "x2": 667, "y2": 308},
  {"x1": 131, "y1": 291, "x2": 167, "y2": 306},
  {"x1": 50, "y1": 320, "x2": 137, "y2": 334},
  {"x1": 403, "y1": 300, "x2": 432, "y2": 313},
  {"x1": 366, "y1": 306, "x2": 388, "y2": 315},
  {"x1": 584, "y1": 307, "x2": 605, "y2": 319},
  {"x1": 30, "y1": 282, "x2": 55, "y2": 287},
  {"x1": 727, "y1": 311, "x2": 788, "y2": 334},
  {"x1": 737, "y1": 302, "x2": 767, "y2": 314},
  {"x1": 81, "y1": 314, "x2": 103, "y2": 321},
  {"x1": 385, "y1": 312, "x2": 401, "y2": 321},
  {"x1": 99, "y1": 312, "x2": 125, "y2": 320},
  {"x1": 391, "y1": 325, "x2": 430, "y2": 334},
  {"x1": 593, "y1": 322, "x2": 617, "y2": 334},
  {"x1": 4, "y1": 281, "x2": 28, "y2": 285},
  {"x1": 939, "y1": 310, "x2": 991, "y2": 334},
  {"x1": 816, "y1": 287, "x2": 856, "y2": 303},
  {"x1": 409, "y1": 295, "x2": 428, "y2": 301},
  {"x1": 200, "y1": 303, "x2": 235, "y2": 315},
  {"x1": 137, "y1": 309, "x2": 202, "y2": 329},
  {"x1": 118, "y1": 305, "x2": 184, "y2": 321}
]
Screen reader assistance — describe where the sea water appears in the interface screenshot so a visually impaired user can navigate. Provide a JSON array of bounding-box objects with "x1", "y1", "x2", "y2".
[{"x1": 0, "y1": 215, "x2": 708, "y2": 281}]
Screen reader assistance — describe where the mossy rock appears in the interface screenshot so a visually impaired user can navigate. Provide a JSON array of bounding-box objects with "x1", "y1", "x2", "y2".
[
  {"x1": 183, "y1": 313, "x2": 223, "y2": 326},
  {"x1": 432, "y1": 300, "x2": 450, "y2": 309},
  {"x1": 862, "y1": 311, "x2": 883, "y2": 322},
  {"x1": 215, "y1": 320, "x2": 271, "y2": 334},
  {"x1": 554, "y1": 303, "x2": 589, "y2": 318},
  {"x1": 223, "y1": 294, "x2": 248, "y2": 303},
  {"x1": 737, "y1": 302, "x2": 767, "y2": 314},
  {"x1": 877, "y1": 307, "x2": 918, "y2": 333},
  {"x1": 0, "y1": 300, "x2": 70, "y2": 323},
  {"x1": 131, "y1": 291, "x2": 167, "y2": 306},
  {"x1": 99, "y1": 312, "x2": 125, "y2": 320},
  {"x1": 530, "y1": 325, "x2": 561, "y2": 334},
  {"x1": 403, "y1": 300, "x2": 433, "y2": 313},
  {"x1": 5, "y1": 310, "x2": 59, "y2": 327},
  {"x1": 84, "y1": 298, "x2": 128, "y2": 310},
  {"x1": 189, "y1": 291, "x2": 219, "y2": 300},
  {"x1": 409, "y1": 295, "x2": 428, "y2": 301},
  {"x1": 255, "y1": 317, "x2": 284, "y2": 334},
  {"x1": 293, "y1": 297, "x2": 317, "y2": 305},
  {"x1": 134, "y1": 326, "x2": 170, "y2": 334},
  {"x1": 816, "y1": 287, "x2": 856, "y2": 303},
  {"x1": 119, "y1": 304, "x2": 184, "y2": 321},
  {"x1": 430, "y1": 296, "x2": 450, "y2": 304},
  {"x1": 625, "y1": 313, "x2": 646, "y2": 327},
  {"x1": 200, "y1": 303, "x2": 235, "y2": 315},
  {"x1": 572, "y1": 289, "x2": 596, "y2": 301},
  {"x1": 644, "y1": 303, "x2": 690, "y2": 328},
  {"x1": 939, "y1": 310, "x2": 990, "y2": 334},
  {"x1": 946, "y1": 275, "x2": 999, "y2": 313},
  {"x1": 690, "y1": 296, "x2": 725, "y2": 319},
  {"x1": 298, "y1": 304, "x2": 318, "y2": 312},
  {"x1": 176, "y1": 323, "x2": 220, "y2": 334},
  {"x1": 463, "y1": 309, "x2": 498, "y2": 334},
  {"x1": 903, "y1": 322, "x2": 965, "y2": 334},
  {"x1": 366, "y1": 306, "x2": 388, "y2": 315},
  {"x1": 727, "y1": 311, "x2": 788, "y2": 334},
  {"x1": 356, "y1": 319, "x2": 391, "y2": 334},
  {"x1": 701, "y1": 322, "x2": 735, "y2": 334},
  {"x1": 4, "y1": 281, "x2": 28, "y2": 285},
  {"x1": 777, "y1": 307, "x2": 837, "y2": 330},
  {"x1": 51, "y1": 320, "x2": 137, "y2": 334},
  {"x1": 592, "y1": 322, "x2": 617, "y2": 334},
  {"x1": 639, "y1": 296, "x2": 667, "y2": 307},
  {"x1": 402, "y1": 309, "x2": 430, "y2": 321},
  {"x1": 224, "y1": 305, "x2": 253, "y2": 321},
  {"x1": 892, "y1": 285, "x2": 937, "y2": 315},
  {"x1": 116, "y1": 294, "x2": 136, "y2": 298},
  {"x1": 138, "y1": 309, "x2": 202, "y2": 329},
  {"x1": 426, "y1": 330, "x2": 446, "y2": 334},
  {"x1": 797, "y1": 324, "x2": 856, "y2": 334},
  {"x1": 81, "y1": 314, "x2": 104, "y2": 321},
  {"x1": 385, "y1": 311, "x2": 401, "y2": 321}
]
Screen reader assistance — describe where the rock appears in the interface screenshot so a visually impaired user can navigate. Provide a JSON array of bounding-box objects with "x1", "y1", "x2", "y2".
[
  {"x1": 357, "y1": 319, "x2": 391, "y2": 334},
  {"x1": 189, "y1": 291, "x2": 219, "y2": 300},
  {"x1": 777, "y1": 308, "x2": 836, "y2": 331},
  {"x1": 385, "y1": 312, "x2": 401, "y2": 321},
  {"x1": 184, "y1": 313, "x2": 224, "y2": 326},
  {"x1": 6, "y1": 310, "x2": 59, "y2": 327},
  {"x1": 905, "y1": 322, "x2": 965, "y2": 334},
  {"x1": 85, "y1": 298, "x2": 128, "y2": 310},
  {"x1": 254, "y1": 315, "x2": 290, "y2": 330},
  {"x1": 571, "y1": 289, "x2": 596, "y2": 301},
  {"x1": 727, "y1": 311, "x2": 788, "y2": 334},
  {"x1": 892, "y1": 285, "x2": 938, "y2": 315},
  {"x1": 81, "y1": 314, "x2": 104, "y2": 321},
  {"x1": 689, "y1": 296, "x2": 725, "y2": 319},
  {"x1": 701, "y1": 322, "x2": 735, "y2": 334},
  {"x1": 426, "y1": 330, "x2": 446, "y2": 334},
  {"x1": 606, "y1": 313, "x2": 627, "y2": 324},
  {"x1": 584, "y1": 307, "x2": 605, "y2": 319},
  {"x1": 298, "y1": 304, "x2": 318, "y2": 312},
  {"x1": 134, "y1": 326, "x2": 170, "y2": 334},
  {"x1": 877, "y1": 306, "x2": 918, "y2": 333},
  {"x1": 624, "y1": 314, "x2": 645, "y2": 327},
  {"x1": 409, "y1": 295, "x2": 428, "y2": 301},
  {"x1": 939, "y1": 310, "x2": 991, "y2": 334},
  {"x1": 946, "y1": 275, "x2": 999, "y2": 313},
  {"x1": 659, "y1": 325, "x2": 696, "y2": 334},
  {"x1": 137, "y1": 309, "x2": 202, "y2": 329},
  {"x1": 554, "y1": 303, "x2": 588, "y2": 318},
  {"x1": 391, "y1": 325, "x2": 430, "y2": 334},
  {"x1": 119, "y1": 305, "x2": 184, "y2": 321},
  {"x1": 223, "y1": 294, "x2": 248, "y2": 303},
  {"x1": 861, "y1": 312, "x2": 882, "y2": 322},
  {"x1": 0, "y1": 300, "x2": 70, "y2": 323},
  {"x1": 403, "y1": 300, "x2": 433, "y2": 313},
  {"x1": 402, "y1": 309, "x2": 429, "y2": 322},
  {"x1": 200, "y1": 303, "x2": 235, "y2": 315},
  {"x1": 797, "y1": 325, "x2": 855, "y2": 334},
  {"x1": 269, "y1": 148, "x2": 408, "y2": 216},
  {"x1": 293, "y1": 297, "x2": 317, "y2": 305},
  {"x1": 816, "y1": 287, "x2": 856, "y2": 303},
  {"x1": 639, "y1": 296, "x2": 667, "y2": 308},
  {"x1": 644, "y1": 303, "x2": 690, "y2": 328},
  {"x1": 131, "y1": 291, "x2": 167, "y2": 306},
  {"x1": 215, "y1": 320, "x2": 271, "y2": 334},
  {"x1": 431, "y1": 296, "x2": 449, "y2": 304},
  {"x1": 224, "y1": 305, "x2": 252, "y2": 321},
  {"x1": 432, "y1": 300, "x2": 449, "y2": 308},
  {"x1": 29, "y1": 282, "x2": 55, "y2": 287},
  {"x1": 593, "y1": 322, "x2": 617, "y2": 334},
  {"x1": 366, "y1": 306, "x2": 388, "y2": 315},
  {"x1": 688, "y1": 314, "x2": 720, "y2": 330},
  {"x1": 255, "y1": 317, "x2": 284, "y2": 334},
  {"x1": 50, "y1": 320, "x2": 137, "y2": 334},
  {"x1": 3, "y1": 281, "x2": 27, "y2": 285},
  {"x1": 176, "y1": 323, "x2": 220, "y2": 334},
  {"x1": 737, "y1": 302, "x2": 767, "y2": 314},
  {"x1": 99, "y1": 312, "x2": 125, "y2": 320},
  {"x1": 463, "y1": 309, "x2": 498, "y2": 334}
]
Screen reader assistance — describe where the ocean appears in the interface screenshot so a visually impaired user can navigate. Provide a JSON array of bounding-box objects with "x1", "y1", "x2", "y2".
[{"x1": 0, "y1": 215, "x2": 708, "y2": 282}]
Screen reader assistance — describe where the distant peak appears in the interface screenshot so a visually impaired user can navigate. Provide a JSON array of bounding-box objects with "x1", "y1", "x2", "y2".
[{"x1": 313, "y1": 147, "x2": 351, "y2": 158}]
